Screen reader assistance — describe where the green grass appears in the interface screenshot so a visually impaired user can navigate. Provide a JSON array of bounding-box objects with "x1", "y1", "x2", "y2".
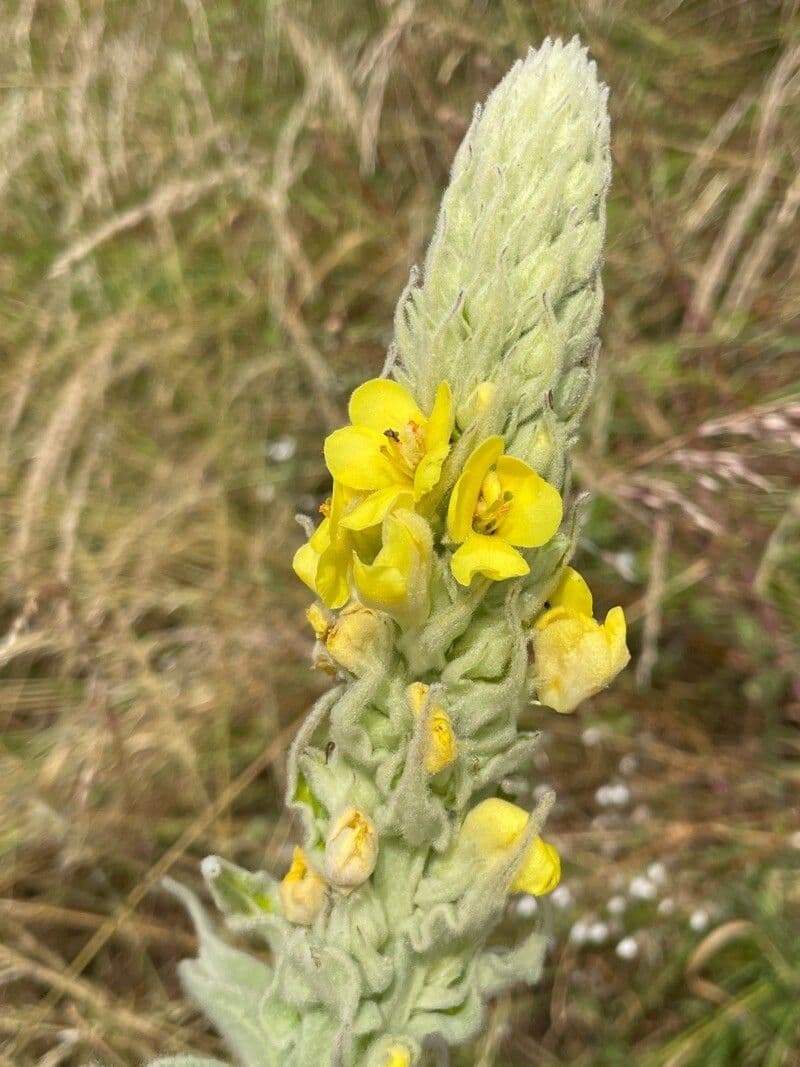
[{"x1": 1, "y1": 1, "x2": 798, "y2": 1064}]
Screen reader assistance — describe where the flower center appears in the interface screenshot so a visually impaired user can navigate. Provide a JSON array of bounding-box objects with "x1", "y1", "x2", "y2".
[
  {"x1": 381, "y1": 419, "x2": 426, "y2": 480},
  {"x1": 473, "y1": 468, "x2": 513, "y2": 535}
]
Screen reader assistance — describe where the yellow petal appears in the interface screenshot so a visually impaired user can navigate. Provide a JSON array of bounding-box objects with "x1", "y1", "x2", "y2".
[
  {"x1": 413, "y1": 442, "x2": 449, "y2": 499},
  {"x1": 494, "y1": 455, "x2": 562, "y2": 548},
  {"x1": 292, "y1": 516, "x2": 331, "y2": 592},
  {"x1": 424, "y1": 381, "x2": 455, "y2": 453},
  {"x1": 511, "y1": 837, "x2": 561, "y2": 896},
  {"x1": 315, "y1": 541, "x2": 350, "y2": 609},
  {"x1": 348, "y1": 378, "x2": 423, "y2": 433},
  {"x1": 339, "y1": 487, "x2": 413, "y2": 531},
  {"x1": 293, "y1": 540, "x2": 320, "y2": 593},
  {"x1": 353, "y1": 556, "x2": 407, "y2": 610},
  {"x1": 461, "y1": 797, "x2": 529, "y2": 853},
  {"x1": 329, "y1": 479, "x2": 360, "y2": 524},
  {"x1": 324, "y1": 425, "x2": 397, "y2": 491},
  {"x1": 353, "y1": 509, "x2": 432, "y2": 625},
  {"x1": 604, "y1": 605, "x2": 628, "y2": 648},
  {"x1": 446, "y1": 435, "x2": 504, "y2": 543},
  {"x1": 279, "y1": 847, "x2": 327, "y2": 925},
  {"x1": 450, "y1": 533, "x2": 529, "y2": 586},
  {"x1": 549, "y1": 566, "x2": 593, "y2": 616}
]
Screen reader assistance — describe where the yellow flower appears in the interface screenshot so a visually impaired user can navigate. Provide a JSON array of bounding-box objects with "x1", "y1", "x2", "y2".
[
  {"x1": 279, "y1": 847, "x2": 327, "y2": 925},
  {"x1": 532, "y1": 567, "x2": 630, "y2": 714},
  {"x1": 324, "y1": 379, "x2": 454, "y2": 528},
  {"x1": 408, "y1": 682, "x2": 457, "y2": 774},
  {"x1": 353, "y1": 507, "x2": 432, "y2": 628},
  {"x1": 324, "y1": 807, "x2": 379, "y2": 890},
  {"x1": 293, "y1": 481, "x2": 358, "y2": 609},
  {"x1": 446, "y1": 436, "x2": 562, "y2": 586},
  {"x1": 459, "y1": 798, "x2": 561, "y2": 896}
]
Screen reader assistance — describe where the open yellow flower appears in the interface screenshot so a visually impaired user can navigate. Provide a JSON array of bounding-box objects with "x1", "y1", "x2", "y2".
[
  {"x1": 532, "y1": 567, "x2": 630, "y2": 714},
  {"x1": 353, "y1": 507, "x2": 432, "y2": 628},
  {"x1": 459, "y1": 798, "x2": 561, "y2": 896},
  {"x1": 292, "y1": 481, "x2": 359, "y2": 609},
  {"x1": 408, "y1": 682, "x2": 457, "y2": 774},
  {"x1": 279, "y1": 847, "x2": 327, "y2": 925},
  {"x1": 324, "y1": 379, "x2": 454, "y2": 529},
  {"x1": 446, "y1": 436, "x2": 562, "y2": 585}
]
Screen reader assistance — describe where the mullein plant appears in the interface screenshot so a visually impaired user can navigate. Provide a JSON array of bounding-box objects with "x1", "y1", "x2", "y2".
[{"x1": 152, "y1": 38, "x2": 628, "y2": 1067}]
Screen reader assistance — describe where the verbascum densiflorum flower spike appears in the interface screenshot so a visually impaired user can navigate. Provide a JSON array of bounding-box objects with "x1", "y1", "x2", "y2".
[
  {"x1": 532, "y1": 566, "x2": 630, "y2": 713},
  {"x1": 392, "y1": 38, "x2": 610, "y2": 488},
  {"x1": 152, "y1": 40, "x2": 620, "y2": 1067}
]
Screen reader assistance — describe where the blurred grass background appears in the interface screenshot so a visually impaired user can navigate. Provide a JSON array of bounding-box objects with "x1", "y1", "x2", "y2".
[{"x1": 1, "y1": 1, "x2": 799, "y2": 1064}]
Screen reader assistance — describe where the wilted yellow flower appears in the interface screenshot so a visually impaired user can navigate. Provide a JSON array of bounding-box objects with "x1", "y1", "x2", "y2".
[
  {"x1": 324, "y1": 807, "x2": 379, "y2": 891},
  {"x1": 459, "y1": 798, "x2": 561, "y2": 896},
  {"x1": 293, "y1": 481, "x2": 359, "y2": 609},
  {"x1": 533, "y1": 567, "x2": 630, "y2": 714},
  {"x1": 446, "y1": 436, "x2": 562, "y2": 585},
  {"x1": 324, "y1": 602, "x2": 391, "y2": 675},
  {"x1": 324, "y1": 379, "x2": 454, "y2": 529},
  {"x1": 353, "y1": 507, "x2": 432, "y2": 629},
  {"x1": 279, "y1": 847, "x2": 327, "y2": 925},
  {"x1": 408, "y1": 682, "x2": 457, "y2": 774}
]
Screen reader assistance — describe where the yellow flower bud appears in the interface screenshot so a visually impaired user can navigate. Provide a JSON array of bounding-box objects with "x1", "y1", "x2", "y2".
[
  {"x1": 278, "y1": 847, "x2": 327, "y2": 925},
  {"x1": 533, "y1": 567, "x2": 629, "y2": 714},
  {"x1": 384, "y1": 1047, "x2": 412, "y2": 1067},
  {"x1": 456, "y1": 381, "x2": 496, "y2": 429},
  {"x1": 324, "y1": 807, "x2": 379, "y2": 890},
  {"x1": 407, "y1": 682, "x2": 457, "y2": 774},
  {"x1": 459, "y1": 798, "x2": 561, "y2": 896},
  {"x1": 324, "y1": 602, "x2": 391, "y2": 675}
]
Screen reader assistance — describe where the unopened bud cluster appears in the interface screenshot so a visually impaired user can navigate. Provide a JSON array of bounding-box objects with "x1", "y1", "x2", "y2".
[{"x1": 152, "y1": 38, "x2": 625, "y2": 1067}]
